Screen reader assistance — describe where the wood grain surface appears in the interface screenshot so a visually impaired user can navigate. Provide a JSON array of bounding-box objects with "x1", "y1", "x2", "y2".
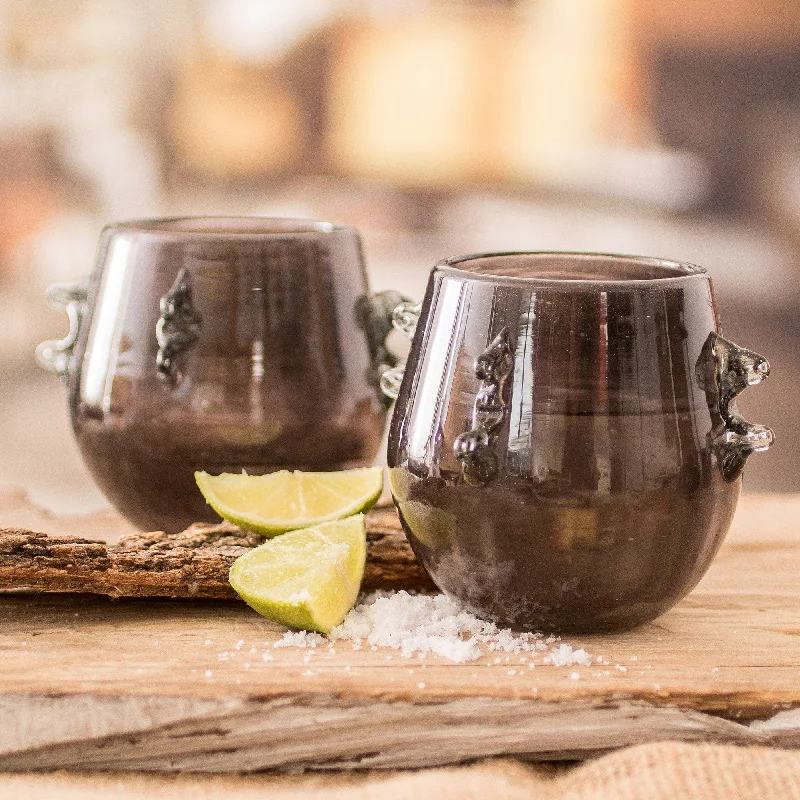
[{"x1": 0, "y1": 489, "x2": 798, "y2": 771}]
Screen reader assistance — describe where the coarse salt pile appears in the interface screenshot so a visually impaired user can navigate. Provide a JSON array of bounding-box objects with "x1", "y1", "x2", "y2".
[{"x1": 274, "y1": 591, "x2": 595, "y2": 666}]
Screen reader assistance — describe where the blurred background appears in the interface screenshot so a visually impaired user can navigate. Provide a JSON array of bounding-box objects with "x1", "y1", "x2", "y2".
[{"x1": 0, "y1": 0, "x2": 798, "y2": 511}]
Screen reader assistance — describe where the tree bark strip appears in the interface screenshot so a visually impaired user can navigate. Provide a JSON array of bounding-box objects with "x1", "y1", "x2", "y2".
[{"x1": 0, "y1": 504, "x2": 435, "y2": 598}]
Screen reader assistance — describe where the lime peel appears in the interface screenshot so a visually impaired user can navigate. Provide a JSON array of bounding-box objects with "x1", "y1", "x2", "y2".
[
  {"x1": 195, "y1": 467, "x2": 383, "y2": 535},
  {"x1": 228, "y1": 515, "x2": 367, "y2": 634}
]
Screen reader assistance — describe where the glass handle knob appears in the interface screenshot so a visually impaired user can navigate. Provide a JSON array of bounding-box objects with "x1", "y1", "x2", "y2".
[
  {"x1": 697, "y1": 332, "x2": 774, "y2": 481},
  {"x1": 372, "y1": 297, "x2": 421, "y2": 402},
  {"x1": 453, "y1": 328, "x2": 513, "y2": 485},
  {"x1": 156, "y1": 268, "x2": 202, "y2": 387},
  {"x1": 35, "y1": 279, "x2": 89, "y2": 384}
]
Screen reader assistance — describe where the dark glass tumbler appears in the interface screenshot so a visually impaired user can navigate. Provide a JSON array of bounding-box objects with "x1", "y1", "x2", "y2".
[
  {"x1": 384, "y1": 253, "x2": 774, "y2": 633},
  {"x1": 37, "y1": 218, "x2": 400, "y2": 532}
]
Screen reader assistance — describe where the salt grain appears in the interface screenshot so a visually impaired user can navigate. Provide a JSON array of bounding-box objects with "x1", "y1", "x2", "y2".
[
  {"x1": 274, "y1": 630, "x2": 325, "y2": 649},
  {"x1": 261, "y1": 652, "x2": 273, "y2": 662},
  {"x1": 326, "y1": 591, "x2": 600, "y2": 667},
  {"x1": 329, "y1": 592, "x2": 485, "y2": 663},
  {"x1": 543, "y1": 644, "x2": 592, "y2": 668}
]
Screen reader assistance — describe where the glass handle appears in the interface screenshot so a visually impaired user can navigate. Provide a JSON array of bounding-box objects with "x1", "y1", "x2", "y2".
[
  {"x1": 35, "y1": 279, "x2": 89, "y2": 383},
  {"x1": 374, "y1": 297, "x2": 421, "y2": 401},
  {"x1": 453, "y1": 328, "x2": 513, "y2": 484},
  {"x1": 698, "y1": 332, "x2": 774, "y2": 481},
  {"x1": 156, "y1": 268, "x2": 202, "y2": 387}
]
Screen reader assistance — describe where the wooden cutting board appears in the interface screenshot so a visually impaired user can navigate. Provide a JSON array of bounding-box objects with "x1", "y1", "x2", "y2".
[{"x1": 0, "y1": 489, "x2": 798, "y2": 772}]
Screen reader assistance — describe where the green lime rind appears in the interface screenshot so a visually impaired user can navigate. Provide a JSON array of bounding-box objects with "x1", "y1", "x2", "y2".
[
  {"x1": 195, "y1": 467, "x2": 383, "y2": 536},
  {"x1": 228, "y1": 515, "x2": 367, "y2": 634}
]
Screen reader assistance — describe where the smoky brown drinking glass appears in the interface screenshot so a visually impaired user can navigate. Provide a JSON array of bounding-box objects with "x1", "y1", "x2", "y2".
[
  {"x1": 384, "y1": 252, "x2": 774, "y2": 633},
  {"x1": 37, "y1": 218, "x2": 403, "y2": 532}
]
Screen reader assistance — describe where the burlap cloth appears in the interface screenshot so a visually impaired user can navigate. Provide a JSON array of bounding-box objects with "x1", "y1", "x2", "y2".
[{"x1": 2, "y1": 742, "x2": 798, "y2": 799}]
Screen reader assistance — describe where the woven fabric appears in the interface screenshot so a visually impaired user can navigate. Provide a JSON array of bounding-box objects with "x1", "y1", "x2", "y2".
[{"x1": 3, "y1": 742, "x2": 799, "y2": 800}]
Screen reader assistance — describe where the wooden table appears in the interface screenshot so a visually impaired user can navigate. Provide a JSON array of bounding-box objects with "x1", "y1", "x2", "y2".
[{"x1": 0, "y1": 493, "x2": 798, "y2": 771}]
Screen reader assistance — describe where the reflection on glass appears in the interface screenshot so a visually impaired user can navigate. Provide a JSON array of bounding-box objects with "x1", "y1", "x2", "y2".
[{"x1": 80, "y1": 235, "x2": 135, "y2": 415}]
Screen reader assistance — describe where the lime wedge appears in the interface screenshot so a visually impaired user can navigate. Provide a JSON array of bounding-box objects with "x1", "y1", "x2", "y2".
[
  {"x1": 195, "y1": 467, "x2": 383, "y2": 535},
  {"x1": 228, "y1": 515, "x2": 367, "y2": 633}
]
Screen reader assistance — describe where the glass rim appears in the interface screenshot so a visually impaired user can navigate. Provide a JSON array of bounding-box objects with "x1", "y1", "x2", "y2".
[
  {"x1": 105, "y1": 216, "x2": 350, "y2": 237},
  {"x1": 435, "y1": 251, "x2": 708, "y2": 286}
]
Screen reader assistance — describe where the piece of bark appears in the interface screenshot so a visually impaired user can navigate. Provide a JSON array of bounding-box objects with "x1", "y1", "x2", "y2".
[{"x1": 0, "y1": 504, "x2": 435, "y2": 599}]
